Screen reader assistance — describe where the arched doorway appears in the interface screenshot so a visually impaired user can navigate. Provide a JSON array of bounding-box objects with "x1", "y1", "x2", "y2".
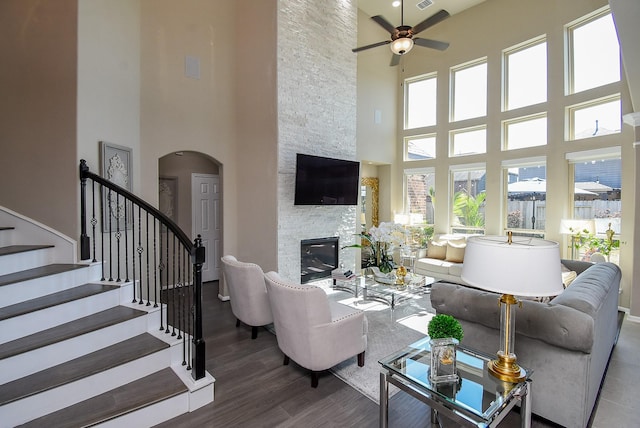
[{"x1": 158, "y1": 151, "x2": 221, "y2": 282}]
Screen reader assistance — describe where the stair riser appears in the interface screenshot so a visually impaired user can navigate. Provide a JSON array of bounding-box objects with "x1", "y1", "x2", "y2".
[
  {"x1": 96, "y1": 393, "x2": 189, "y2": 428},
  {"x1": 0, "y1": 316, "x2": 149, "y2": 384},
  {"x1": 1, "y1": 349, "x2": 173, "y2": 427},
  {"x1": 0, "y1": 288, "x2": 122, "y2": 345},
  {"x1": 0, "y1": 249, "x2": 53, "y2": 277},
  {"x1": 0, "y1": 229, "x2": 14, "y2": 247},
  {"x1": 0, "y1": 264, "x2": 101, "y2": 308}
]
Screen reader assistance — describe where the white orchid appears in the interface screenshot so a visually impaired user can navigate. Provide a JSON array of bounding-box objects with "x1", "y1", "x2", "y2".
[{"x1": 368, "y1": 222, "x2": 407, "y2": 247}]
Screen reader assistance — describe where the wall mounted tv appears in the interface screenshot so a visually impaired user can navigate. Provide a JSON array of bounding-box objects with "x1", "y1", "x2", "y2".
[{"x1": 294, "y1": 153, "x2": 360, "y2": 205}]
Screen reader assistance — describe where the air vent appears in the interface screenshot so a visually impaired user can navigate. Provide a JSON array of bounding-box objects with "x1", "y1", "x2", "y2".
[{"x1": 416, "y1": 0, "x2": 433, "y2": 10}]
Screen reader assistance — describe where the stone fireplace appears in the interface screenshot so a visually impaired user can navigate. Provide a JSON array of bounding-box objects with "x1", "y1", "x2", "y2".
[{"x1": 300, "y1": 237, "x2": 339, "y2": 283}]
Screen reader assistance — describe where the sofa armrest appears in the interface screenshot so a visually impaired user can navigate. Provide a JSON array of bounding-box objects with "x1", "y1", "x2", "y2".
[{"x1": 431, "y1": 282, "x2": 595, "y2": 352}]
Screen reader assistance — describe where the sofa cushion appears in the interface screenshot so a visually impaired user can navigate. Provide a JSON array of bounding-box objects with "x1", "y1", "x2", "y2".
[
  {"x1": 448, "y1": 263, "x2": 464, "y2": 277},
  {"x1": 415, "y1": 257, "x2": 454, "y2": 275},
  {"x1": 427, "y1": 240, "x2": 447, "y2": 259},
  {"x1": 445, "y1": 241, "x2": 466, "y2": 263}
]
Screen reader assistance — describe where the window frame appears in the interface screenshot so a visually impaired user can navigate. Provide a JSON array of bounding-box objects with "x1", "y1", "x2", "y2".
[
  {"x1": 450, "y1": 58, "x2": 488, "y2": 122},
  {"x1": 404, "y1": 72, "x2": 438, "y2": 130},
  {"x1": 502, "y1": 35, "x2": 547, "y2": 112}
]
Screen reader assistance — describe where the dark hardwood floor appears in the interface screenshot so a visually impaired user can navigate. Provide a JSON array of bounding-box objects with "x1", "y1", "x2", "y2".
[{"x1": 154, "y1": 281, "x2": 548, "y2": 428}]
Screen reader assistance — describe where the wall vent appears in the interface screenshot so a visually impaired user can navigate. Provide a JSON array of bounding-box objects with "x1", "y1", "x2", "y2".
[{"x1": 416, "y1": 0, "x2": 433, "y2": 10}]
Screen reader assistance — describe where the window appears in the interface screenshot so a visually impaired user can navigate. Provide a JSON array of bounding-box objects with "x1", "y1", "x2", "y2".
[
  {"x1": 450, "y1": 166, "x2": 486, "y2": 234},
  {"x1": 503, "y1": 160, "x2": 547, "y2": 234},
  {"x1": 405, "y1": 135, "x2": 436, "y2": 160},
  {"x1": 450, "y1": 126, "x2": 486, "y2": 157},
  {"x1": 567, "y1": 8, "x2": 620, "y2": 94},
  {"x1": 567, "y1": 149, "x2": 621, "y2": 263},
  {"x1": 405, "y1": 169, "x2": 436, "y2": 225},
  {"x1": 451, "y1": 60, "x2": 487, "y2": 121},
  {"x1": 504, "y1": 38, "x2": 547, "y2": 110},
  {"x1": 405, "y1": 74, "x2": 437, "y2": 129},
  {"x1": 503, "y1": 114, "x2": 547, "y2": 150},
  {"x1": 568, "y1": 95, "x2": 621, "y2": 140}
]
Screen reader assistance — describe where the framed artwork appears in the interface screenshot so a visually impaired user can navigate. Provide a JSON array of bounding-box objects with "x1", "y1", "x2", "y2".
[
  {"x1": 100, "y1": 141, "x2": 133, "y2": 232},
  {"x1": 159, "y1": 176, "x2": 178, "y2": 223}
]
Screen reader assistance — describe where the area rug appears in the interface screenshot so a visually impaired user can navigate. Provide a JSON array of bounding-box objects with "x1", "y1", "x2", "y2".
[{"x1": 317, "y1": 281, "x2": 436, "y2": 404}]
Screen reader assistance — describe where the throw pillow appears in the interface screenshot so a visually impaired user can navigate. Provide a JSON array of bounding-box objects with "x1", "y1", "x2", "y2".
[
  {"x1": 445, "y1": 241, "x2": 466, "y2": 263},
  {"x1": 561, "y1": 263, "x2": 578, "y2": 288},
  {"x1": 427, "y1": 240, "x2": 447, "y2": 260}
]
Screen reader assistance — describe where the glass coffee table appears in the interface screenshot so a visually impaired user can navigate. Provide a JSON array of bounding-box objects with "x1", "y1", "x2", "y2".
[
  {"x1": 332, "y1": 272, "x2": 430, "y2": 309},
  {"x1": 379, "y1": 336, "x2": 532, "y2": 428}
]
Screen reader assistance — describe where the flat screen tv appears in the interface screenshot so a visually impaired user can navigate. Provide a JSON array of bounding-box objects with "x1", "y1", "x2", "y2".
[{"x1": 294, "y1": 153, "x2": 360, "y2": 205}]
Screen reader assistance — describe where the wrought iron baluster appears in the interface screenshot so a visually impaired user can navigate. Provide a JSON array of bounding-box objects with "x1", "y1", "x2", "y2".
[
  {"x1": 137, "y1": 205, "x2": 143, "y2": 304},
  {"x1": 115, "y1": 193, "x2": 121, "y2": 282},
  {"x1": 107, "y1": 188, "x2": 113, "y2": 282},
  {"x1": 124, "y1": 198, "x2": 129, "y2": 282},
  {"x1": 91, "y1": 181, "x2": 97, "y2": 263},
  {"x1": 153, "y1": 220, "x2": 158, "y2": 307}
]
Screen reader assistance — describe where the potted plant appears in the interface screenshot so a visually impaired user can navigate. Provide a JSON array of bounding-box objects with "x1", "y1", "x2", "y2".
[{"x1": 428, "y1": 314, "x2": 464, "y2": 383}]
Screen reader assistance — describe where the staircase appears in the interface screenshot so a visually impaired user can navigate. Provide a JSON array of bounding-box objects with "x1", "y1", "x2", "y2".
[{"x1": 0, "y1": 211, "x2": 214, "y2": 427}]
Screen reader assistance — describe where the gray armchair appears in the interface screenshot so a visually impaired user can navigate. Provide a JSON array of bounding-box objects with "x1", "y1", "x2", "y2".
[
  {"x1": 264, "y1": 271, "x2": 368, "y2": 387},
  {"x1": 221, "y1": 255, "x2": 273, "y2": 339}
]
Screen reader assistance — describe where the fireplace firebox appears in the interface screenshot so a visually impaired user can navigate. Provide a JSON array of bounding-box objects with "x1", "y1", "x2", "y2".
[{"x1": 300, "y1": 237, "x2": 339, "y2": 283}]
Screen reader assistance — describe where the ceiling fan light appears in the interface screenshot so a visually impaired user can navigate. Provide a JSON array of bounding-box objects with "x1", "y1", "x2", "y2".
[{"x1": 390, "y1": 37, "x2": 414, "y2": 55}]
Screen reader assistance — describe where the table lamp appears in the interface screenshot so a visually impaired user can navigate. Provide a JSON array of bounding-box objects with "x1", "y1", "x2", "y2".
[
  {"x1": 559, "y1": 219, "x2": 595, "y2": 260},
  {"x1": 461, "y1": 232, "x2": 563, "y2": 382}
]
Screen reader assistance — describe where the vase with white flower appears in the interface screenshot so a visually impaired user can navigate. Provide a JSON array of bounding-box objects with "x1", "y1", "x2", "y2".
[{"x1": 344, "y1": 222, "x2": 407, "y2": 274}]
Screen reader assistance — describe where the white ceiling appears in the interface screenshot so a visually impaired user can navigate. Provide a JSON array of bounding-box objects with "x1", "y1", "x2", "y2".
[{"x1": 358, "y1": 0, "x2": 485, "y2": 27}]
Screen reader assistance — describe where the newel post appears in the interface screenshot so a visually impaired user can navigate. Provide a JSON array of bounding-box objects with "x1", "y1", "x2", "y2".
[
  {"x1": 79, "y1": 160, "x2": 91, "y2": 261},
  {"x1": 192, "y1": 235, "x2": 206, "y2": 380}
]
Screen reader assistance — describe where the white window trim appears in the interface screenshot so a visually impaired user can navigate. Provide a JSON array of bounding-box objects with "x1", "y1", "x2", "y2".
[{"x1": 502, "y1": 35, "x2": 547, "y2": 112}]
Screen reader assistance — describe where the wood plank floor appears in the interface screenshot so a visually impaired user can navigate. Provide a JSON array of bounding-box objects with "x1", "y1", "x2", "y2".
[{"x1": 155, "y1": 282, "x2": 559, "y2": 428}]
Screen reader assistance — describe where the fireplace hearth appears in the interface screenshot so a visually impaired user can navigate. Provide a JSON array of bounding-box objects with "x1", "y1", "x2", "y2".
[{"x1": 300, "y1": 237, "x2": 339, "y2": 283}]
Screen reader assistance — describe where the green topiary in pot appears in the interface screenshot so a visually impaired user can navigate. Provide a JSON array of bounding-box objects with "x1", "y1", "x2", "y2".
[{"x1": 428, "y1": 314, "x2": 464, "y2": 342}]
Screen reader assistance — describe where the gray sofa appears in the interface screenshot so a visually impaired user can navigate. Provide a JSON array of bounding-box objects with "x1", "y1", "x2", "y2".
[{"x1": 430, "y1": 260, "x2": 621, "y2": 428}]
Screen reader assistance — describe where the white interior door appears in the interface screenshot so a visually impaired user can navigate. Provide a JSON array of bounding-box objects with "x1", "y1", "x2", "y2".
[{"x1": 192, "y1": 173, "x2": 220, "y2": 282}]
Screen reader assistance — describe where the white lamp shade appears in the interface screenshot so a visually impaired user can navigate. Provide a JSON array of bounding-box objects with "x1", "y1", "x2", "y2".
[
  {"x1": 390, "y1": 37, "x2": 414, "y2": 55},
  {"x1": 461, "y1": 235, "x2": 564, "y2": 297}
]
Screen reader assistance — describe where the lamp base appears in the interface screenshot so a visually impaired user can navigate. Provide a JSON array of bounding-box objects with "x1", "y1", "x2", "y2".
[{"x1": 488, "y1": 353, "x2": 527, "y2": 383}]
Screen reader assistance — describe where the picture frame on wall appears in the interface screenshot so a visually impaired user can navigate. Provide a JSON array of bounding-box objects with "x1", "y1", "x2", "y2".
[{"x1": 100, "y1": 141, "x2": 133, "y2": 232}]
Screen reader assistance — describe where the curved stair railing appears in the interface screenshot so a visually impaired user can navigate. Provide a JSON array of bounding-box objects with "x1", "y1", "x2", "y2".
[{"x1": 79, "y1": 160, "x2": 205, "y2": 381}]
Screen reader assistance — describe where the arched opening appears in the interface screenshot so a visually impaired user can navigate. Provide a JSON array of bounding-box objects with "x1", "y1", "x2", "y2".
[{"x1": 158, "y1": 151, "x2": 222, "y2": 283}]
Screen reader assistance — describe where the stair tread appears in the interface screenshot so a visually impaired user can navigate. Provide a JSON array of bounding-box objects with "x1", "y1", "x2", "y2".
[
  {"x1": 17, "y1": 367, "x2": 187, "y2": 428},
  {"x1": 0, "y1": 263, "x2": 88, "y2": 287},
  {"x1": 0, "y1": 282, "x2": 120, "y2": 321},
  {"x1": 0, "y1": 333, "x2": 170, "y2": 406},
  {"x1": 0, "y1": 305, "x2": 147, "y2": 361},
  {"x1": 0, "y1": 244, "x2": 54, "y2": 256}
]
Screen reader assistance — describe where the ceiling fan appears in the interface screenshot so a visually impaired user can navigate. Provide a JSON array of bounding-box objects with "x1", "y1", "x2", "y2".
[{"x1": 352, "y1": 1, "x2": 450, "y2": 66}]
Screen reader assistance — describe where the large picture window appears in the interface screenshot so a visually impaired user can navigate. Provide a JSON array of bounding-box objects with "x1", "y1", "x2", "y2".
[
  {"x1": 567, "y1": 8, "x2": 620, "y2": 94},
  {"x1": 503, "y1": 160, "x2": 547, "y2": 235},
  {"x1": 450, "y1": 166, "x2": 486, "y2": 234},
  {"x1": 568, "y1": 95, "x2": 621, "y2": 141},
  {"x1": 451, "y1": 59, "x2": 487, "y2": 122},
  {"x1": 405, "y1": 169, "x2": 436, "y2": 225},
  {"x1": 567, "y1": 149, "x2": 621, "y2": 263},
  {"x1": 503, "y1": 114, "x2": 547, "y2": 150},
  {"x1": 405, "y1": 74, "x2": 437, "y2": 129},
  {"x1": 504, "y1": 37, "x2": 547, "y2": 110}
]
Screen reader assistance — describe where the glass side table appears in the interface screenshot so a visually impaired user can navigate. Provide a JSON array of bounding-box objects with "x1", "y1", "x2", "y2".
[{"x1": 379, "y1": 336, "x2": 532, "y2": 428}]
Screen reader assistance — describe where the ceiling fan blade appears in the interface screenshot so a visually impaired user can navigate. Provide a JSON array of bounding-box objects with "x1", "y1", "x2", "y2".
[
  {"x1": 352, "y1": 40, "x2": 391, "y2": 53},
  {"x1": 411, "y1": 9, "x2": 450, "y2": 36},
  {"x1": 414, "y1": 38, "x2": 450, "y2": 51},
  {"x1": 371, "y1": 15, "x2": 397, "y2": 34},
  {"x1": 390, "y1": 54, "x2": 401, "y2": 67}
]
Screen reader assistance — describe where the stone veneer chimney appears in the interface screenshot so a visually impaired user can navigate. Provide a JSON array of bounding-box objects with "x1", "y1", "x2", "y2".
[{"x1": 276, "y1": 0, "x2": 359, "y2": 281}]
